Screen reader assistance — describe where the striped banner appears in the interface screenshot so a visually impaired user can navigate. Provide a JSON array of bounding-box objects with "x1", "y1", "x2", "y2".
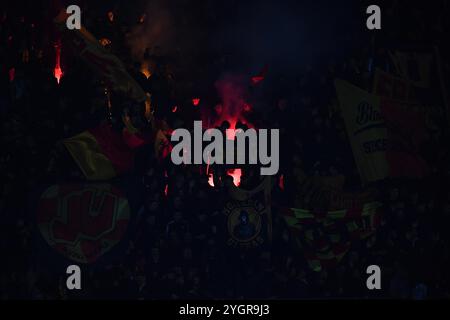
[{"x1": 280, "y1": 202, "x2": 383, "y2": 271}]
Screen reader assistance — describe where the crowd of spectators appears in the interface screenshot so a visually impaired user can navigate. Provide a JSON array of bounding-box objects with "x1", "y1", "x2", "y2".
[{"x1": 1, "y1": 0, "x2": 450, "y2": 299}]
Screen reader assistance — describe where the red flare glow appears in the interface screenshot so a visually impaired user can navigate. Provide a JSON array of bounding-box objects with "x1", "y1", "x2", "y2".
[
  {"x1": 251, "y1": 76, "x2": 264, "y2": 85},
  {"x1": 279, "y1": 174, "x2": 285, "y2": 190},
  {"x1": 207, "y1": 75, "x2": 256, "y2": 141},
  {"x1": 54, "y1": 43, "x2": 63, "y2": 84},
  {"x1": 226, "y1": 117, "x2": 238, "y2": 140},
  {"x1": 227, "y1": 168, "x2": 241, "y2": 187},
  {"x1": 206, "y1": 152, "x2": 211, "y2": 175},
  {"x1": 122, "y1": 129, "x2": 147, "y2": 149},
  {"x1": 207, "y1": 173, "x2": 214, "y2": 187},
  {"x1": 192, "y1": 98, "x2": 200, "y2": 106},
  {"x1": 171, "y1": 105, "x2": 178, "y2": 113},
  {"x1": 54, "y1": 67, "x2": 63, "y2": 84},
  {"x1": 243, "y1": 103, "x2": 252, "y2": 112},
  {"x1": 226, "y1": 130, "x2": 235, "y2": 140},
  {"x1": 207, "y1": 169, "x2": 242, "y2": 187}
]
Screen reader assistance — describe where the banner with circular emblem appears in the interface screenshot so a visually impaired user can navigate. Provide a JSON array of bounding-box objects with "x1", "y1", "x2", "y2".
[
  {"x1": 223, "y1": 176, "x2": 272, "y2": 249},
  {"x1": 37, "y1": 184, "x2": 130, "y2": 264}
]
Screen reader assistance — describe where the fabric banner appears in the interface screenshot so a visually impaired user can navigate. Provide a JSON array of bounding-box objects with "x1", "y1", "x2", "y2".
[
  {"x1": 384, "y1": 49, "x2": 448, "y2": 125},
  {"x1": 373, "y1": 66, "x2": 446, "y2": 138},
  {"x1": 389, "y1": 51, "x2": 433, "y2": 88},
  {"x1": 223, "y1": 176, "x2": 272, "y2": 247},
  {"x1": 63, "y1": 124, "x2": 134, "y2": 180},
  {"x1": 373, "y1": 68, "x2": 445, "y2": 178},
  {"x1": 280, "y1": 202, "x2": 382, "y2": 271},
  {"x1": 336, "y1": 79, "x2": 434, "y2": 183},
  {"x1": 37, "y1": 184, "x2": 130, "y2": 264},
  {"x1": 292, "y1": 168, "x2": 376, "y2": 210},
  {"x1": 335, "y1": 79, "x2": 389, "y2": 183},
  {"x1": 380, "y1": 99, "x2": 430, "y2": 178},
  {"x1": 373, "y1": 68, "x2": 414, "y2": 102},
  {"x1": 373, "y1": 68, "x2": 445, "y2": 119}
]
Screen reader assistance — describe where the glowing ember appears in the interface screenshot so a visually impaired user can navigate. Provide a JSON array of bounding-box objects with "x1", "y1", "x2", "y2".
[
  {"x1": 192, "y1": 98, "x2": 200, "y2": 106},
  {"x1": 53, "y1": 43, "x2": 63, "y2": 84}
]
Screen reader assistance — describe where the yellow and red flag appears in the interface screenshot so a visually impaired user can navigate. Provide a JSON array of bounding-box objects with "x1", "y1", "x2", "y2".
[{"x1": 63, "y1": 124, "x2": 134, "y2": 181}]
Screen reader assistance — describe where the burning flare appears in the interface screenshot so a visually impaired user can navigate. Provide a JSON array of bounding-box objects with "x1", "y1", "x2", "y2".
[
  {"x1": 207, "y1": 169, "x2": 242, "y2": 187},
  {"x1": 53, "y1": 43, "x2": 63, "y2": 84}
]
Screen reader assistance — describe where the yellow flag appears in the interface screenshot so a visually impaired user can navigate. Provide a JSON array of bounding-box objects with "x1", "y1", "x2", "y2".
[
  {"x1": 335, "y1": 80, "x2": 389, "y2": 183},
  {"x1": 63, "y1": 131, "x2": 116, "y2": 181},
  {"x1": 63, "y1": 124, "x2": 134, "y2": 181}
]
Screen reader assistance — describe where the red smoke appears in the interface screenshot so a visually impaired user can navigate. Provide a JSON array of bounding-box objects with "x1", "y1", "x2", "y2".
[{"x1": 208, "y1": 74, "x2": 255, "y2": 139}]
